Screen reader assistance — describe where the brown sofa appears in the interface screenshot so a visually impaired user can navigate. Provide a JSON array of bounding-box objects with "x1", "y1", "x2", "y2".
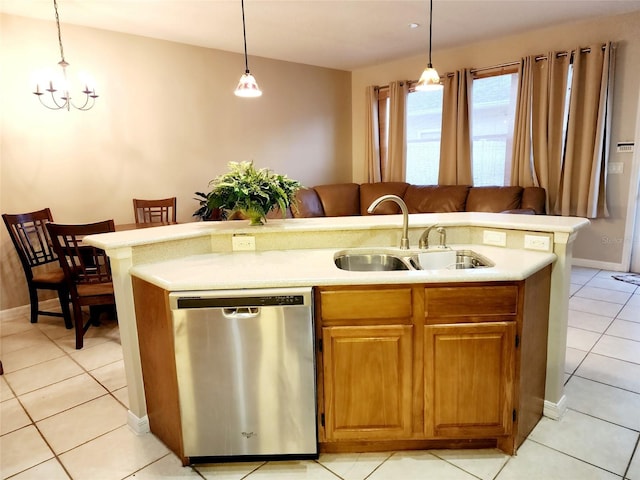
[{"x1": 289, "y1": 182, "x2": 546, "y2": 218}]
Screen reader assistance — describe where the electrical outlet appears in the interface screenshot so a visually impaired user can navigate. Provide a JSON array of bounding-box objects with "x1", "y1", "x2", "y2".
[
  {"x1": 232, "y1": 235, "x2": 255, "y2": 251},
  {"x1": 524, "y1": 234, "x2": 550, "y2": 251},
  {"x1": 609, "y1": 162, "x2": 623, "y2": 174},
  {"x1": 483, "y1": 230, "x2": 506, "y2": 247}
]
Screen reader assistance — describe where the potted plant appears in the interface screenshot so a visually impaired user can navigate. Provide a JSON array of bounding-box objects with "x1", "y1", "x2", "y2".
[{"x1": 197, "y1": 161, "x2": 302, "y2": 225}]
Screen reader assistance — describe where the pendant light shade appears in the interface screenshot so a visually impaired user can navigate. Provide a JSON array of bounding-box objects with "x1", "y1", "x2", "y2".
[
  {"x1": 234, "y1": 0, "x2": 262, "y2": 98},
  {"x1": 415, "y1": 0, "x2": 440, "y2": 91}
]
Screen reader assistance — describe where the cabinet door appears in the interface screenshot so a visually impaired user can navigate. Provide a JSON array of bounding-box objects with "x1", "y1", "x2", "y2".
[
  {"x1": 424, "y1": 322, "x2": 515, "y2": 438},
  {"x1": 323, "y1": 325, "x2": 413, "y2": 441}
]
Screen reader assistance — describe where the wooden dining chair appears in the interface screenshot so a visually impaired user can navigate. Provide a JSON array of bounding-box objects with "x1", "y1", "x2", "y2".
[
  {"x1": 133, "y1": 197, "x2": 177, "y2": 224},
  {"x1": 2, "y1": 208, "x2": 72, "y2": 329},
  {"x1": 46, "y1": 220, "x2": 116, "y2": 349}
]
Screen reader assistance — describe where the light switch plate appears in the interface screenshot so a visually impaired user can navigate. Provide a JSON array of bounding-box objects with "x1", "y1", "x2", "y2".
[
  {"x1": 483, "y1": 230, "x2": 507, "y2": 247},
  {"x1": 524, "y1": 234, "x2": 550, "y2": 251},
  {"x1": 232, "y1": 235, "x2": 256, "y2": 251},
  {"x1": 609, "y1": 162, "x2": 623, "y2": 174}
]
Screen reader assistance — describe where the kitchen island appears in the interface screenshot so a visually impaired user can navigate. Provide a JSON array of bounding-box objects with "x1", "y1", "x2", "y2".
[{"x1": 85, "y1": 212, "x2": 588, "y2": 446}]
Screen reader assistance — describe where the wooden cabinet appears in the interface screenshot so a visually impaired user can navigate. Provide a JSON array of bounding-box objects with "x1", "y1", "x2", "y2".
[{"x1": 316, "y1": 266, "x2": 551, "y2": 455}]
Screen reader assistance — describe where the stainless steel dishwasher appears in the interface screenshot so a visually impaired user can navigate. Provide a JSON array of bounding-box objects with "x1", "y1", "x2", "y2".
[{"x1": 169, "y1": 287, "x2": 317, "y2": 461}]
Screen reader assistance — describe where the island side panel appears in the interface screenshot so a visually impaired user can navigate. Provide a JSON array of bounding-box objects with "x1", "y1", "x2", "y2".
[{"x1": 132, "y1": 276, "x2": 185, "y2": 463}]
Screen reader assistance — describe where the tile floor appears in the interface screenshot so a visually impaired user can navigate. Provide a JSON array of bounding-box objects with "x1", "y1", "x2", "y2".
[{"x1": 1, "y1": 266, "x2": 639, "y2": 479}]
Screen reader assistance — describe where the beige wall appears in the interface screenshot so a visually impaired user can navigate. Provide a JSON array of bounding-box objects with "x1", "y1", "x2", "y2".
[
  {"x1": 352, "y1": 12, "x2": 640, "y2": 268},
  {"x1": 0, "y1": 14, "x2": 352, "y2": 310}
]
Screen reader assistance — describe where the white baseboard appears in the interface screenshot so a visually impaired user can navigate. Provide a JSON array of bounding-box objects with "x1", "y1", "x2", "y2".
[
  {"x1": 0, "y1": 299, "x2": 60, "y2": 322},
  {"x1": 127, "y1": 411, "x2": 150, "y2": 435},
  {"x1": 543, "y1": 395, "x2": 568, "y2": 420},
  {"x1": 572, "y1": 257, "x2": 627, "y2": 272}
]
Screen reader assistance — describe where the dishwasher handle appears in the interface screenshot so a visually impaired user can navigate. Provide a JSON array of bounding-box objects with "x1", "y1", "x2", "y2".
[{"x1": 222, "y1": 307, "x2": 260, "y2": 319}]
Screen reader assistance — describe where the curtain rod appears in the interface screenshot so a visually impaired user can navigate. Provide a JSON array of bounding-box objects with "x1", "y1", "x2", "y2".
[{"x1": 377, "y1": 44, "x2": 609, "y2": 89}]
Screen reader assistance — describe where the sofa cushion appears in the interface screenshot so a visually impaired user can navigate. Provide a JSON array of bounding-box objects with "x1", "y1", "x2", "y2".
[
  {"x1": 360, "y1": 182, "x2": 409, "y2": 215},
  {"x1": 466, "y1": 186, "x2": 523, "y2": 212},
  {"x1": 293, "y1": 188, "x2": 325, "y2": 218},
  {"x1": 521, "y1": 187, "x2": 547, "y2": 214},
  {"x1": 404, "y1": 185, "x2": 470, "y2": 213},
  {"x1": 314, "y1": 183, "x2": 361, "y2": 217}
]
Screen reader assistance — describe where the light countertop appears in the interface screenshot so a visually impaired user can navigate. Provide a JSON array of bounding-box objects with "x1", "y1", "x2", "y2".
[{"x1": 130, "y1": 244, "x2": 556, "y2": 291}]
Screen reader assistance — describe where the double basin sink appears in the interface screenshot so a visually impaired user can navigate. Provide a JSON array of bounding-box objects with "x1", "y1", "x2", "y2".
[{"x1": 334, "y1": 248, "x2": 493, "y2": 272}]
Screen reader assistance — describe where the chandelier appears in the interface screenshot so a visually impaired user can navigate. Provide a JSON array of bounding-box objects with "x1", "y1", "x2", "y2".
[
  {"x1": 415, "y1": 0, "x2": 440, "y2": 91},
  {"x1": 234, "y1": 0, "x2": 262, "y2": 97},
  {"x1": 33, "y1": 0, "x2": 98, "y2": 111}
]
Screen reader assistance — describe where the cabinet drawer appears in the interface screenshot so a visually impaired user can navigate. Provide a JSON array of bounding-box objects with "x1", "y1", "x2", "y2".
[
  {"x1": 425, "y1": 285, "x2": 519, "y2": 324},
  {"x1": 320, "y1": 288, "x2": 412, "y2": 323}
]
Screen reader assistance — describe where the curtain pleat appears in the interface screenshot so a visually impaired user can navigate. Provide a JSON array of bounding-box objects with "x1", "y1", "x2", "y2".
[
  {"x1": 386, "y1": 81, "x2": 409, "y2": 182},
  {"x1": 510, "y1": 57, "x2": 534, "y2": 187},
  {"x1": 438, "y1": 69, "x2": 473, "y2": 185},
  {"x1": 365, "y1": 86, "x2": 382, "y2": 183},
  {"x1": 556, "y1": 43, "x2": 614, "y2": 218}
]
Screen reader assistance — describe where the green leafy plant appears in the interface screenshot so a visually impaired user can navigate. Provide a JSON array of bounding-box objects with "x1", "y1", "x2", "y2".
[{"x1": 199, "y1": 161, "x2": 302, "y2": 225}]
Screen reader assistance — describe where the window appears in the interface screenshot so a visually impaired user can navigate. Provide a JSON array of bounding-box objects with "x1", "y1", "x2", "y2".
[
  {"x1": 471, "y1": 72, "x2": 519, "y2": 186},
  {"x1": 405, "y1": 88, "x2": 443, "y2": 185}
]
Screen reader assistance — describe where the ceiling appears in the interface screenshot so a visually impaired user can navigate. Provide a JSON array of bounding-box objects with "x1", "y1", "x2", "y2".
[{"x1": 2, "y1": 0, "x2": 640, "y2": 70}]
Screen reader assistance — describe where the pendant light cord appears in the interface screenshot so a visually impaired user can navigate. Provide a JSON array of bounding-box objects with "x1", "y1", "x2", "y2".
[
  {"x1": 428, "y1": 0, "x2": 433, "y2": 68},
  {"x1": 240, "y1": 0, "x2": 249, "y2": 74},
  {"x1": 53, "y1": 0, "x2": 66, "y2": 64}
]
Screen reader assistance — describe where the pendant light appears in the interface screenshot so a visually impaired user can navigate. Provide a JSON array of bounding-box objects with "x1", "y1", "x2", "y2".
[
  {"x1": 415, "y1": 0, "x2": 440, "y2": 91},
  {"x1": 33, "y1": 0, "x2": 98, "y2": 111},
  {"x1": 234, "y1": 0, "x2": 262, "y2": 97}
]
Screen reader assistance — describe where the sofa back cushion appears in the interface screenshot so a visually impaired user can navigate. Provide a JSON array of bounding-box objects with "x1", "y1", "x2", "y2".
[
  {"x1": 360, "y1": 182, "x2": 409, "y2": 215},
  {"x1": 293, "y1": 188, "x2": 325, "y2": 218},
  {"x1": 314, "y1": 183, "x2": 361, "y2": 217},
  {"x1": 521, "y1": 187, "x2": 547, "y2": 214},
  {"x1": 466, "y1": 186, "x2": 523, "y2": 212},
  {"x1": 404, "y1": 185, "x2": 470, "y2": 213}
]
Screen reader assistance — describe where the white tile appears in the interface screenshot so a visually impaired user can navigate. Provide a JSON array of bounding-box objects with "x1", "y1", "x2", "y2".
[
  {"x1": 618, "y1": 303, "x2": 640, "y2": 323},
  {"x1": 123, "y1": 453, "x2": 202, "y2": 479},
  {"x1": 592, "y1": 335, "x2": 640, "y2": 364},
  {"x1": 367, "y1": 451, "x2": 478, "y2": 480},
  {"x1": 318, "y1": 452, "x2": 392, "y2": 480},
  {"x1": 37, "y1": 316, "x2": 74, "y2": 340},
  {"x1": 569, "y1": 283, "x2": 581, "y2": 296},
  {"x1": 574, "y1": 286, "x2": 632, "y2": 304},
  {"x1": 0, "y1": 328, "x2": 53, "y2": 355},
  {"x1": 196, "y1": 461, "x2": 266, "y2": 480},
  {"x1": 566, "y1": 327, "x2": 601, "y2": 352},
  {"x1": 243, "y1": 460, "x2": 344, "y2": 479},
  {"x1": 59, "y1": 425, "x2": 169, "y2": 480},
  {"x1": 571, "y1": 268, "x2": 597, "y2": 285},
  {"x1": 37, "y1": 394, "x2": 127, "y2": 454},
  {"x1": 3, "y1": 356, "x2": 84, "y2": 395},
  {"x1": 628, "y1": 446, "x2": 640, "y2": 480},
  {"x1": 19, "y1": 373, "x2": 108, "y2": 421},
  {"x1": 1, "y1": 340, "x2": 65, "y2": 373},
  {"x1": 607, "y1": 319, "x2": 640, "y2": 341},
  {"x1": 70, "y1": 340, "x2": 123, "y2": 371},
  {"x1": 628, "y1": 294, "x2": 640, "y2": 306},
  {"x1": 0, "y1": 318, "x2": 35, "y2": 337},
  {"x1": 1, "y1": 375, "x2": 15, "y2": 401},
  {"x1": 576, "y1": 353, "x2": 640, "y2": 393},
  {"x1": 0, "y1": 397, "x2": 32, "y2": 435},
  {"x1": 565, "y1": 376, "x2": 640, "y2": 430},
  {"x1": 53, "y1": 321, "x2": 119, "y2": 352},
  {"x1": 112, "y1": 386, "x2": 130, "y2": 409},
  {"x1": 495, "y1": 439, "x2": 619, "y2": 480},
  {"x1": 7, "y1": 458, "x2": 70, "y2": 480},
  {"x1": 0, "y1": 425, "x2": 54, "y2": 479},
  {"x1": 568, "y1": 309, "x2": 613, "y2": 333},
  {"x1": 430, "y1": 449, "x2": 509, "y2": 480},
  {"x1": 565, "y1": 347, "x2": 587, "y2": 374},
  {"x1": 528, "y1": 409, "x2": 637, "y2": 475},
  {"x1": 91, "y1": 359, "x2": 127, "y2": 391},
  {"x1": 568, "y1": 297, "x2": 623, "y2": 318},
  {"x1": 589, "y1": 276, "x2": 638, "y2": 293}
]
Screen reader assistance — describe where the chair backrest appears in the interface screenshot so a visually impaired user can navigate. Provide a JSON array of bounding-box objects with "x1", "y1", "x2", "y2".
[
  {"x1": 133, "y1": 197, "x2": 177, "y2": 224},
  {"x1": 46, "y1": 220, "x2": 116, "y2": 287},
  {"x1": 2, "y1": 208, "x2": 58, "y2": 279}
]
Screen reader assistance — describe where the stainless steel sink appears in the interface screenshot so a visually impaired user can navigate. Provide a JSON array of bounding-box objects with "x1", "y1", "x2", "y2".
[
  {"x1": 410, "y1": 249, "x2": 494, "y2": 270},
  {"x1": 334, "y1": 253, "x2": 410, "y2": 271}
]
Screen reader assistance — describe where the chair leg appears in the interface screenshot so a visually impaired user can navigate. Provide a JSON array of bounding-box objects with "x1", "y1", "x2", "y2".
[
  {"x1": 28, "y1": 286, "x2": 39, "y2": 324},
  {"x1": 57, "y1": 287, "x2": 73, "y2": 329},
  {"x1": 73, "y1": 303, "x2": 85, "y2": 350}
]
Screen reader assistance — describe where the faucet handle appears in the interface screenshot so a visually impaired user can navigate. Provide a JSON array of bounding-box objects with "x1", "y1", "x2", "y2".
[{"x1": 436, "y1": 227, "x2": 447, "y2": 249}]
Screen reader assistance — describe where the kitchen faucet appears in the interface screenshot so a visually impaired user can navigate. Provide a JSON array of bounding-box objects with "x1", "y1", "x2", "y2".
[
  {"x1": 367, "y1": 195, "x2": 410, "y2": 249},
  {"x1": 419, "y1": 225, "x2": 447, "y2": 250}
]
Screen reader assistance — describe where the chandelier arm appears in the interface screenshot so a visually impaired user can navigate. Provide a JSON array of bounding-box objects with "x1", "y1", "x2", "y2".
[
  {"x1": 70, "y1": 93, "x2": 97, "y2": 111},
  {"x1": 38, "y1": 92, "x2": 67, "y2": 110}
]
